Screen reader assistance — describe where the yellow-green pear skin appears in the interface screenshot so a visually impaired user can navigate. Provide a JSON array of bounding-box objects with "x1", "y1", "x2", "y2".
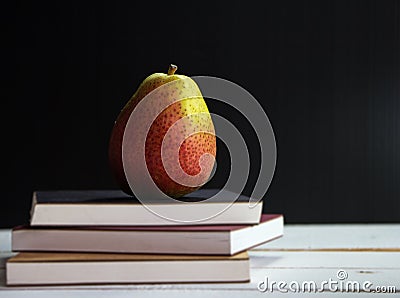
[{"x1": 109, "y1": 65, "x2": 216, "y2": 198}]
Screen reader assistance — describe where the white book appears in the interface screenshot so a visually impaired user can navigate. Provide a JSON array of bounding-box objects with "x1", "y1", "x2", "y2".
[
  {"x1": 30, "y1": 189, "x2": 263, "y2": 226},
  {"x1": 6, "y1": 252, "x2": 250, "y2": 285},
  {"x1": 13, "y1": 214, "x2": 283, "y2": 255}
]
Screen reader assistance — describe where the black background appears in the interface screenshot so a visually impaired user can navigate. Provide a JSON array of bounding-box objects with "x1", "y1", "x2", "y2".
[{"x1": 2, "y1": 1, "x2": 399, "y2": 227}]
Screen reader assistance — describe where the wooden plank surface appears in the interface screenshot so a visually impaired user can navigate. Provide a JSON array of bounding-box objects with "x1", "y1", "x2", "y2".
[
  {"x1": 0, "y1": 225, "x2": 399, "y2": 297},
  {"x1": 256, "y1": 224, "x2": 400, "y2": 251},
  {"x1": 0, "y1": 230, "x2": 11, "y2": 253}
]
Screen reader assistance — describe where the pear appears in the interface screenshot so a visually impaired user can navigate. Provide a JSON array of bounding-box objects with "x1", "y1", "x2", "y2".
[{"x1": 109, "y1": 64, "x2": 216, "y2": 198}]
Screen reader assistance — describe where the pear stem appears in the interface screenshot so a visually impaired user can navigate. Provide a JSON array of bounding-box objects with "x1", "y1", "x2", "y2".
[{"x1": 168, "y1": 64, "x2": 177, "y2": 75}]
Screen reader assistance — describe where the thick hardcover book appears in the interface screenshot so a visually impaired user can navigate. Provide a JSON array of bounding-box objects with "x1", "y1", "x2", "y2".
[
  {"x1": 13, "y1": 214, "x2": 283, "y2": 255},
  {"x1": 6, "y1": 251, "x2": 249, "y2": 285},
  {"x1": 30, "y1": 189, "x2": 263, "y2": 226}
]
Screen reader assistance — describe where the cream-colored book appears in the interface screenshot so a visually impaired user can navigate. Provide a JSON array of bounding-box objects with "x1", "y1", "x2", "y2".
[{"x1": 6, "y1": 252, "x2": 250, "y2": 285}]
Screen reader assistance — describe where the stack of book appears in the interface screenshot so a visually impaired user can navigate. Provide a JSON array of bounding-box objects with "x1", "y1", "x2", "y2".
[{"x1": 6, "y1": 189, "x2": 283, "y2": 286}]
